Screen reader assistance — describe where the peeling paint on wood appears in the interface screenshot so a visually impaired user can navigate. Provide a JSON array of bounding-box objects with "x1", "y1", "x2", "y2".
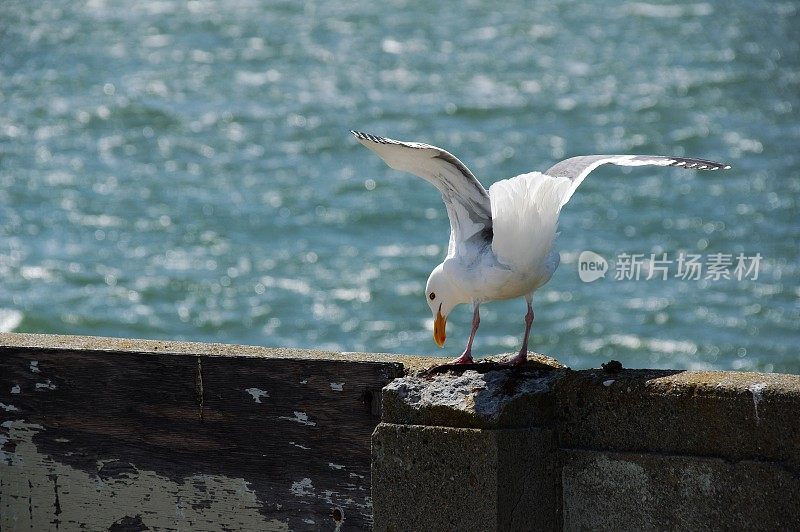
[
  {"x1": 245, "y1": 388, "x2": 270, "y2": 403},
  {"x1": 1, "y1": 420, "x2": 290, "y2": 531},
  {"x1": 279, "y1": 411, "x2": 317, "y2": 426},
  {"x1": 34, "y1": 380, "x2": 57, "y2": 391},
  {"x1": 0, "y1": 342, "x2": 405, "y2": 530}
]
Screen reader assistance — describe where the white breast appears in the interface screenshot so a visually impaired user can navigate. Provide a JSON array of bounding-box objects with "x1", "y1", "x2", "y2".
[{"x1": 445, "y1": 248, "x2": 560, "y2": 303}]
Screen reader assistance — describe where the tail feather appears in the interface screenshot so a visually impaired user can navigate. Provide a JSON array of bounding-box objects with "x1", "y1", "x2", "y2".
[{"x1": 489, "y1": 172, "x2": 570, "y2": 270}]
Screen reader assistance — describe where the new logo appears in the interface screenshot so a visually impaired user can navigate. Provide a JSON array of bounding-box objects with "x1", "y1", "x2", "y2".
[{"x1": 578, "y1": 251, "x2": 608, "y2": 283}]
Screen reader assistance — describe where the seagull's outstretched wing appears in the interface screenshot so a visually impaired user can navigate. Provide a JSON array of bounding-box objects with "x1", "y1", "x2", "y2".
[
  {"x1": 546, "y1": 154, "x2": 731, "y2": 207},
  {"x1": 352, "y1": 131, "x2": 492, "y2": 252}
]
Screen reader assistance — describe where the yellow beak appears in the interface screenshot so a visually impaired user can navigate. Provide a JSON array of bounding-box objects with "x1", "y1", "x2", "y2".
[{"x1": 433, "y1": 306, "x2": 447, "y2": 348}]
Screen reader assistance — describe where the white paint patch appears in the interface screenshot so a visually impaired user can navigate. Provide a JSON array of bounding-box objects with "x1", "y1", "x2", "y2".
[
  {"x1": 30, "y1": 360, "x2": 40, "y2": 373},
  {"x1": 748, "y1": 382, "x2": 767, "y2": 423},
  {"x1": 288, "y1": 441, "x2": 310, "y2": 450},
  {"x1": 290, "y1": 477, "x2": 314, "y2": 497},
  {"x1": 330, "y1": 382, "x2": 344, "y2": 391},
  {"x1": 303, "y1": 519, "x2": 315, "y2": 524},
  {"x1": 35, "y1": 380, "x2": 56, "y2": 391},
  {"x1": 0, "y1": 402, "x2": 19, "y2": 412},
  {"x1": 2, "y1": 420, "x2": 291, "y2": 530},
  {"x1": 11, "y1": 384, "x2": 21, "y2": 394},
  {"x1": 279, "y1": 411, "x2": 316, "y2": 426},
  {"x1": 328, "y1": 462, "x2": 345, "y2": 470},
  {"x1": 603, "y1": 380, "x2": 615, "y2": 387},
  {"x1": 245, "y1": 388, "x2": 269, "y2": 403}
]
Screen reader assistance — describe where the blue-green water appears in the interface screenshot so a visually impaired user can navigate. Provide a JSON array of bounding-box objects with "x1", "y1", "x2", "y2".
[{"x1": 1, "y1": 1, "x2": 798, "y2": 373}]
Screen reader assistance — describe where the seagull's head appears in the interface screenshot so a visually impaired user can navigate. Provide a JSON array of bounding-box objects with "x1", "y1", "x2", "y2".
[{"x1": 425, "y1": 264, "x2": 464, "y2": 348}]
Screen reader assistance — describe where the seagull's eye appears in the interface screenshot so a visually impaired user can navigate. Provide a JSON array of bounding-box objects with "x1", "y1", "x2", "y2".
[{"x1": 429, "y1": 292, "x2": 436, "y2": 300}]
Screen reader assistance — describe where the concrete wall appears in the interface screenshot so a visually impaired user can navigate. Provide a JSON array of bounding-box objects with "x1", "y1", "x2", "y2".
[{"x1": 373, "y1": 357, "x2": 800, "y2": 531}]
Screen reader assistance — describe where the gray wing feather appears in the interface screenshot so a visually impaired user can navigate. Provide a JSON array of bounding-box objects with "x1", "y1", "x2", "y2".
[
  {"x1": 352, "y1": 131, "x2": 492, "y2": 253},
  {"x1": 546, "y1": 154, "x2": 731, "y2": 207}
]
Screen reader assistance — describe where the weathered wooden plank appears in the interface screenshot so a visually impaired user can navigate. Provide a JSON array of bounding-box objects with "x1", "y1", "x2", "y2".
[{"x1": 0, "y1": 340, "x2": 407, "y2": 530}]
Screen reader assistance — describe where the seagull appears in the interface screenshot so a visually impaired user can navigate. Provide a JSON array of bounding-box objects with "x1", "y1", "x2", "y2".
[{"x1": 352, "y1": 131, "x2": 730, "y2": 365}]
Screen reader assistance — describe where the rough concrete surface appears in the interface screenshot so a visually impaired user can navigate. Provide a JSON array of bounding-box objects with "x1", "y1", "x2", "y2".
[
  {"x1": 372, "y1": 423, "x2": 559, "y2": 532},
  {"x1": 562, "y1": 449, "x2": 800, "y2": 531},
  {"x1": 382, "y1": 355, "x2": 567, "y2": 429},
  {"x1": 556, "y1": 368, "x2": 800, "y2": 469},
  {"x1": 377, "y1": 359, "x2": 800, "y2": 531}
]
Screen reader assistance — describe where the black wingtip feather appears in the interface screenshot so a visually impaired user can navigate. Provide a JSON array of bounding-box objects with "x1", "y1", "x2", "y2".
[
  {"x1": 667, "y1": 157, "x2": 731, "y2": 171},
  {"x1": 351, "y1": 130, "x2": 373, "y2": 141},
  {"x1": 351, "y1": 131, "x2": 395, "y2": 145}
]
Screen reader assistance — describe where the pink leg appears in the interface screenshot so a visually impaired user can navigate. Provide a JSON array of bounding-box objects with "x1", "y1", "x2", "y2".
[
  {"x1": 504, "y1": 296, "x2": 533, "y2": 366},
  {"x1": 449, "y1": 303, "x2": 480, "y2": 364}
]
